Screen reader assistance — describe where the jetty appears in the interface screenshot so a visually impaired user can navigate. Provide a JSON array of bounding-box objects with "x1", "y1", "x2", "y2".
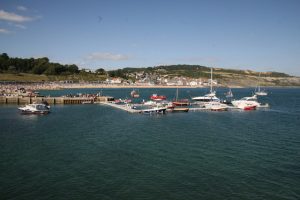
[{"x1": 0, "y1": 96, "x2": 114, "y2": 105}]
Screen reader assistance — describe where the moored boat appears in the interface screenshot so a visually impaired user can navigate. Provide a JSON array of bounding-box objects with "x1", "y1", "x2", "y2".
[
  {"x1": 205, "y1": 102, "x2": 228, "y2": 111},
  {"x1": 150, "y1": 94, "x2": 167, "y2": 101},
  {"x1": 130, "y1": 89, "x2": 140, "y2": 98},
  {"x1": 171, "y1": 107, "x2": 189, "y2": 112},
  {"x1": 255, "y1": 90, "x2": 268, "y2": 96},
  {"x1": 231, "y1": 96, "x2": 259, "y2": 110},
  {"x1": 141, "y1": 107, "x2": 167, "y2": 114},
  {"x1": 18, "y1": 103, "x2": 50, "y2": 114},
  {"x1": 172, "y1": 88, "x2": 189, "y2": 106},
  {"x1": 225, "y1": 88, "x2": 233, "y2": 98},
  {"x1": 192, "y1": 68, "x2": 220, "y2": 103},
  {"x1": 255, "y1": 73, "x2": 268, "y2": 96}
]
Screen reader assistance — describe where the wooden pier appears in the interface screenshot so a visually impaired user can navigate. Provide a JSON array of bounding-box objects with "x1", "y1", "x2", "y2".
[{"x1": 0, "y1": 96, "x2": 114, "y2": 105}]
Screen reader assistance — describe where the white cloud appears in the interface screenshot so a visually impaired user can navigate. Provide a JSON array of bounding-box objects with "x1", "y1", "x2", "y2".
[
  {"x1": 86, "y1": 52, "x2": 130, "y2": 61},
  {"x1": 0, "y1": 28, "x2": 11, "y2": 34},
  {"x1": 14, "y1": 24, "x2": 26, "y2": 29},
  {"x1": 0, "y1": 10, "x2": 33, "y2": 23},
  {"x1": 17, "y1": 6, "x2": 28, "y2": 11}
]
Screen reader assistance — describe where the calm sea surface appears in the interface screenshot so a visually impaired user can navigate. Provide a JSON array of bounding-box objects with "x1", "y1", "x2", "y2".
[{"x1": 0, "y1": 88, "x2": 299, "y2": 200}]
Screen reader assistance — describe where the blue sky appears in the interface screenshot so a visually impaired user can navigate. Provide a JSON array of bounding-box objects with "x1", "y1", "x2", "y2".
[{"x1": 0, "y1": 0, "x2": 300, "y2": 75}]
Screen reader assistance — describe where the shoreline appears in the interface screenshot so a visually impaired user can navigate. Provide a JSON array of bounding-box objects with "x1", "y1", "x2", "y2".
[
  {"x1": 40, "y1": 84, "x2": 300, "y2": 90},
  {"x1": 1, "y1": 83, "x2": 300, "y2": 93}
]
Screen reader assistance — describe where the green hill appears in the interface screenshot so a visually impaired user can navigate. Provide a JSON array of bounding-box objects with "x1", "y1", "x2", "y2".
[{"x1": 1, "y1": 53, "x2": 299, "y2": 86}]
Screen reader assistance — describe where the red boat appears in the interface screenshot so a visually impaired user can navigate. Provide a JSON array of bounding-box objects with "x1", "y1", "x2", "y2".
[
  {"x1": 172, "y1": 88, "x2": 189, "y2": 106},
  {"x1": 150, "y1": 94, "x2": 167, "y2": 101},
  {"x1": 172, "y1": 99, "x2": 189, "y2": 106}
]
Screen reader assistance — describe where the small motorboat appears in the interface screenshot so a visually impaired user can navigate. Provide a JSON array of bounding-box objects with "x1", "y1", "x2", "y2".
[
  {"x1": 205, "y1": 102, "x2": 228, "y2": 111},
  {"x1": 141, "y1": 107, "x2": 166, "y2": 114},
  {"x1": 150, "y1": 94, "x2": 167, "y2": 101},
  {"x1": 18, "y1": 103, "x2": 50, "y2": 114},
  {"x1": 130, "y1": 90, "x2": 140, "y2": 98}
]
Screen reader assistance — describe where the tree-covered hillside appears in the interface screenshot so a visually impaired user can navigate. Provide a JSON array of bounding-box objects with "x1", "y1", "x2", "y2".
[{"x1": 0, "y1": 53, "x2": 79, "y2": 75}]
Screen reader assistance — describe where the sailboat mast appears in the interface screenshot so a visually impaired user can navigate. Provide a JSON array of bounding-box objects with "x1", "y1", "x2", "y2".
[
  {"x1": 210, "y1": 67, "x2": 213, "y2": 93},
  {"x1": 258, "y1": 73, "x2": 261, "y2": 92},
  {"x1": 176, "y1": 88, "x2": 178, "y2": 101}
]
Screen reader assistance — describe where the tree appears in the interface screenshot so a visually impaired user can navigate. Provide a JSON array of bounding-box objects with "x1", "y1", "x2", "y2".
[
  {"x1": 0, "y1": 53, "x2": 9, "y2": 60},
  {"x1": 8, "y1": 65, "x2": 16, "y2": 73},
  {"x1": 67, "y1": 64, "x2": 79, "y2": 74},
  {"x1": 32, "y1": 65, "x2": 47, "y2": 74},
  {"x1": 95, "y1": 68, "x2": 106, "y2": 75}
]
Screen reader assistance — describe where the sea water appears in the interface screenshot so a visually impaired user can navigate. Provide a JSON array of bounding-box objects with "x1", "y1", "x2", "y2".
[{"x1": 0, "y1": 88, "x2": 299, "y2": 200}]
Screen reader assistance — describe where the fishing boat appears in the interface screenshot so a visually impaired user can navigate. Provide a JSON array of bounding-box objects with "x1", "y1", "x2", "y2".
[
  {"x1": 18, "y1": 103, "x2": 50, "y2": 114},
  {"x1": 192, "y1": 68, "x2": 220, "y2": 103},
  {"x1": 150, "y1": 94, "x2": 167, "y2": 101},
  {"x1": 172, "y1": 88, "x2": 189, "y2": 106},
  {"x1": 255, "y1": 73, "x2": 268, "y2": 96},
  {"x1": 130, "y1": 89, "x2": 140, "y2": 98}
]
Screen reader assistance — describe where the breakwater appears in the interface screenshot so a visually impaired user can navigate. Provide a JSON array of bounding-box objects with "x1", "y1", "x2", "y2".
[{"x1": 0, "y1": 96, "x2": 114, "y2": 104}]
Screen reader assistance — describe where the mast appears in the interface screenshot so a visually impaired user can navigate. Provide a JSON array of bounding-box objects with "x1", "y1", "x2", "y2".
[
  {"x1": 176, "y1": 88, "x2": 178, "y2": 101},
  {"x1": 258, "y1": 73, "x2": 261, "y2": 92},
  {"x1": 210, "y1": 67, "x2": 213, "y2": 93}
]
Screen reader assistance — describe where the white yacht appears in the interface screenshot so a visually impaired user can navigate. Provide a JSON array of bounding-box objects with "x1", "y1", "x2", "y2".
[
  {"x1": 192, "y1": 68, "x2": 220, "y2": 103},
  {"x1": 232, "y1": 95, "x2": 269, "y2": 110},
  {"x1": 18, "y1": 103, "x2": 50, "y2": 114}
]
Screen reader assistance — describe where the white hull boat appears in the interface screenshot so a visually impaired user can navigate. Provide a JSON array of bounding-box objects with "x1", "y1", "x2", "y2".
[
  {"x1": 231, "y1": 95, "x2": 268, "y2": 110},
  {"x1": 142, "y1": 107, "x2": 166, "y2": 114},
  {"x1": 18, "y1": 103, "x2": 50, "y2": 114},
  {"x1": 192, "y1": 68, "x2": 220, "y2": 103},
  {"x1": 205, "y1": 102, "x2": 228, "y2": 111}
]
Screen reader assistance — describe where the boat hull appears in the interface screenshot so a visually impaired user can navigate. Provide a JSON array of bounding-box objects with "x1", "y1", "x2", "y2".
[
  {"x1": 244, "y1": 106, "x2": 256, "y2": 111},
  {"x1": 171, "y1": 107, "x2": 189, "y2": 112},
  {"x1": 255, "y1": 92, "x2": 268, "y2": 96},
  {"x1": 19, "y1": 109, "x2": 50, "y2": 114},
  {"x1": 142, "y1": 108, "x2": 166, "y2": 114},
  {"x1": 172, "y1": 101, "x2": 189, "y2": 106}
]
